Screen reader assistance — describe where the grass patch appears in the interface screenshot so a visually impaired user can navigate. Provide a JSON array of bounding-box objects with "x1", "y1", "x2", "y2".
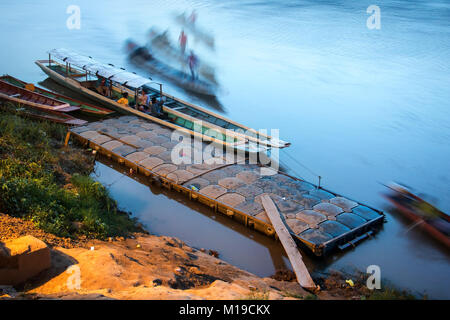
[
  {"x1": 282, "y1": 291, "x2": 304, "y2": 299},
  {"x1": 366, "y1": 286, "x2": 417, "y2": 300},
  {"x1": 0, "y1": 110, "x2": 137, "y2": 239},
  {"x1": 316, "y1": 269, "x2": 420, "y2": 300},
  {"x1": 241, "y1": 290, "x2": 269, "y2": 300}
]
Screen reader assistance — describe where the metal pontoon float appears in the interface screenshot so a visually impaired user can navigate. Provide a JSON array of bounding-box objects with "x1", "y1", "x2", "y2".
[{"x1": 67, "y1": 115, "x2": 385, "y2": 256}]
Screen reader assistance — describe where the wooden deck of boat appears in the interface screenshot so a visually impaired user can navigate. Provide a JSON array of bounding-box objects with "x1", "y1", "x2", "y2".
[{"x1": 69, "y1": 115, "x2": 384, "y2": 256}]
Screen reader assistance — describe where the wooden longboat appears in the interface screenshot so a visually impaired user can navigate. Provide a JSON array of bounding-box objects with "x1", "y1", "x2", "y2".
[
  {"x1": 35, "y1": 49, "x2": 291, "y2": 153},
  {"x1": 0, "y1": 79, "x2": 80, "y2": 113},
  {"x1": 0, "y1": 75, "x2": 114, "y2": 118},
  {"x1": 0, "y1": 80, "x2": 87, "y2": 126},
  {"x1": 384, "y1": 189, "x2": 450, "y2": 249}
]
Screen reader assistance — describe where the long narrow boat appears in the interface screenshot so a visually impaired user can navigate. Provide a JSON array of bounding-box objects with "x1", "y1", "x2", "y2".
[
  {"x1": 384, "y1": 184, "x2": 450, "y2": 248},
  {"x1": 35, "y1": 48, "x2": 290, "y2": 153},
  {"x1": 0, "y1": 80, "x2": 87, "y2": 126},
  {"x1": 127, "y1": 40, "x2": 218, "y2": 97},
  {"x1": 0, "y1": 79, "x2": 80, "y2": 113},
  {"x1": 0, "y1": 75, "x2": 114, "y2": 118}
]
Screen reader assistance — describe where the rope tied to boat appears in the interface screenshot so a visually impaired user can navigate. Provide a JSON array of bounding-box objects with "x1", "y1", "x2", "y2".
[{"x1": 280, "y1": 149, "x2": 322, "y2": 187}]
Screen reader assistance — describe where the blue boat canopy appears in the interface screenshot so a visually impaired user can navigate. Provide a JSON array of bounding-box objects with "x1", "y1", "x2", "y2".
[{"x1": 48, "y1": 48, "x2": 152, "y2": 89}]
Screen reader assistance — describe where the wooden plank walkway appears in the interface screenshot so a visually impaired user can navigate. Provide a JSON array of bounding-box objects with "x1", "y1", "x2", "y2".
[
  {"x1": 261, "y1": 195, "x2": 316, "y2": 290},
  {"x1": 69, "y1": 115, "x2": 384, "y2": 256}
]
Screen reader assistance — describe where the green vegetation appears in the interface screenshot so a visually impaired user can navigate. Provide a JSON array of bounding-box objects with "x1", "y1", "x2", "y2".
[
  {"x1": 366, "y1": 286, "x2": 417, "y2": 300},
  {"x1": 242, "y1": 290, "x2": 270, "y2": 300},
  {"x1": 316, "y1": 269, "x2": 421, "y2": 300},
  {"x1": 0, "y1": 110, "x2": 136, "y2": 239},
  {"x1": 282, "y1": 291, "x2": 304, "y2": 299}
]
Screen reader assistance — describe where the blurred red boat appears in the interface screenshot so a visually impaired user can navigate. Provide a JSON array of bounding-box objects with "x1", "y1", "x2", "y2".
[{"x1": 383, "y1": 183, "x2": 450, "y2": 249}]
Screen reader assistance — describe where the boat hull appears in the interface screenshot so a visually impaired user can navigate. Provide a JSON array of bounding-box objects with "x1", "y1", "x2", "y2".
[
  {"x1": 384, "y1": 195, "x2": 450, "y2": 248},
  {"x1": 0, "y1": 75, "x2": 114, "y2": 118},
  {"x1": 36, "y1": 60, "x2": 128, "y2": 114},
  {"x1": 0, "y1": 97, "x2": 87, "y2": 126},
  {"x1": 0, "y1": 79, "x2": 78, "y2": 112}
]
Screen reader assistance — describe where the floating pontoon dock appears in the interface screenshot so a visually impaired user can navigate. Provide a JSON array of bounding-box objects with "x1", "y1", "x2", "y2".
[{"x1": 68, "y1": 116, "x2": 384, "y2": 256}]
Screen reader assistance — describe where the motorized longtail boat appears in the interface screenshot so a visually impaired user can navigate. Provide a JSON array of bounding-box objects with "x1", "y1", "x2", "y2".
[
  {"x1": 384, "y1": 183, "x2": 450, "y2": 248},
  {"x1": 0, "y1": 75, "x2": 114, "y2": 118},
  {"x1": 36, "y1": 48, "x2": 290, "y2": 153},
  {"x1": 0, "y1": 78, "x2": 87, "y2": 125}
]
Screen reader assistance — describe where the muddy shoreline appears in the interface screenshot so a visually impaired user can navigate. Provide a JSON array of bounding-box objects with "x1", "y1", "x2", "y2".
[{"x1": 0, "y1": 212, "x2": 418, "y2": 300}]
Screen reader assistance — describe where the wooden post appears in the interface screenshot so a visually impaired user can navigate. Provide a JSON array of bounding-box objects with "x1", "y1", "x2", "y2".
[
  {"x1": 64, "y1": 131, "x2": 71, "y2": 147},
  {"x1": 261, "y1": 194, "x2": 317, "y2": 291}
]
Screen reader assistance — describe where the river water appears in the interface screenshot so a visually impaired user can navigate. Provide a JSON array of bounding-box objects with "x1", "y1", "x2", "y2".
[{"x1": 1, "y1": 0, "x2": 449, "y2": 298}]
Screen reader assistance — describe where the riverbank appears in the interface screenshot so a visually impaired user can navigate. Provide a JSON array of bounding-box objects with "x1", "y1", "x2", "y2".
[
  {"x1": 0, "y1": 214, "x2": 307, "y2": 300},
  {"x1": 0, "y1": 109, "x2": 137, "y2": 239},
  {"x1": 0, "y1": 212, "x2": 418, "y2": 300}
]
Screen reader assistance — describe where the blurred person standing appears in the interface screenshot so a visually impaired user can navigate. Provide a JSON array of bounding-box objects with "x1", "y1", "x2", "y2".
[
  {"x1": 179, "y1": 30, "x2": 187, "y2": 54},
  {"x1": 188, "y1": 51, "x2": 198, "y2": 80},
  {"x1": 189, "y1": 10, "x2": 197, "y2": 25}
]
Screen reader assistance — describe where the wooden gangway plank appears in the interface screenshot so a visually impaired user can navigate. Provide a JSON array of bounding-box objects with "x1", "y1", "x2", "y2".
[{"x1": 261, "y1": 194, "x2": 317, "y2": 291}]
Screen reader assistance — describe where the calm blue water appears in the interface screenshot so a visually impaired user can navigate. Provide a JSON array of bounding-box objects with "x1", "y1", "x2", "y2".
[{"x1": 1, "y1": 0, "x2": 449, "y2": 298}]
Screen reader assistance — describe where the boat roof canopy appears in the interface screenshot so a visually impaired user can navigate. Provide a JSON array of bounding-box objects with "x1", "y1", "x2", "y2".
[
  {"x1": 48, "y1": 48, "x2": 152, "y2": 89},
  {"x1": 48, "y1": 48, "x2": 98, "y2": 68}
]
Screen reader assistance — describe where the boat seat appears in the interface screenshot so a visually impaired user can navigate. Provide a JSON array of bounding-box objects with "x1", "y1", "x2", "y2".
[{"x1": 164, "y1": 101, "x2": 177, "y2": 107}]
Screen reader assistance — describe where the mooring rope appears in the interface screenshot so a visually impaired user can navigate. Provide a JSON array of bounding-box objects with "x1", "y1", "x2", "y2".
[
  {"x1": 104, "y1": 174, "x2": 127, "y2": 188},
  {"x1": 280, "y1": 149, "x2": 322, "y2": 186},
  {"x1": 91, "y1": 165, "x2": 127, "y2": 189},
  {"x1": 278, "y1": 158, "x2": 305, "y2": 181}
]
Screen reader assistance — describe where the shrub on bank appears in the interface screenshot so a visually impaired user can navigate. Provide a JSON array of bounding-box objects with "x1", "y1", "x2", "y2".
[{"x1": 0, "y1": 111, "x2": 136, "y2": 239}]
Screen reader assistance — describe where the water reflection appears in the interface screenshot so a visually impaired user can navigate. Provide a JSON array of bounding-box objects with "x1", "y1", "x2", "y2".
[{"x1": 91, "y1": 156, "x2": 295, "y2": 276}]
